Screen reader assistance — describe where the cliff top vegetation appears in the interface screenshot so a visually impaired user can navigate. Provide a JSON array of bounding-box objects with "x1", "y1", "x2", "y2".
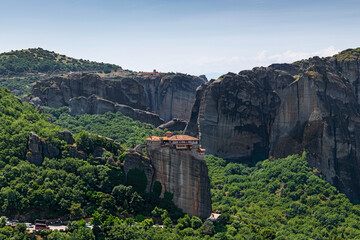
[
  {"x1": 0, "y1": 48, "x2": 121, "y2": 77},
  {"x1": 334, "y1": 48, "x2": 360, "y2": 62}
]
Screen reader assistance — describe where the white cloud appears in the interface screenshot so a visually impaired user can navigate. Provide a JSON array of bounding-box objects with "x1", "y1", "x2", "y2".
[
  {"x1": 254, "y1": 50, "x2": 268, "y2": 61},
  {"x1": 165, "y1": 46, "x2": 341, "y2": 77},
  {"x1": 190, "y1": 46, "x2": 340, "y2": 69},
  {"x1": 264, "y1": 46, "x2": 340, "y2": 63}
]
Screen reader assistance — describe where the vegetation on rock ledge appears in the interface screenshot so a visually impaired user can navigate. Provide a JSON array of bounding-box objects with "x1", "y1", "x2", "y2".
[{"x1": 43, "y1": 107, "x2": 166, "y2": 148}]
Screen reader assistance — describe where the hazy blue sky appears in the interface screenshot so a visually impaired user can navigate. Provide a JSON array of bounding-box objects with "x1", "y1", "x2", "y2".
[{"x1": 1, "y1": 0, "x2": 360, "y2": 78}]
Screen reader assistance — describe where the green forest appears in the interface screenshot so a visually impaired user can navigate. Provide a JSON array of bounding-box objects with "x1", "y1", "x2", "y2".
[
  {"x1": 0, "y1": 48, "x2": 123, "y2": 97},
  {"x1": 42, "y1": 107, "x2": 166, "y2": 148},
  {"x1": 0, "y1": 76, "x2": 40, "y2": 97},
  {"x1": 0, "y1": 48, "x2": 120, "y2": 77},
  {"x1": 0, "y1": 87, "x2": 359, "y2": 239}
]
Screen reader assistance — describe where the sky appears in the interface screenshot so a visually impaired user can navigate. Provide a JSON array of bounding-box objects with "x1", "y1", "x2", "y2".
[{"x1": 1, "y1": 0, "x2": 360, "y2": 79}]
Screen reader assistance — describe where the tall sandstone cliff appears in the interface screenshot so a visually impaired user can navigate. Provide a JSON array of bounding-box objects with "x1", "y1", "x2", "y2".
[
  {"x1": 31, "y1": 72, "x2": 205, "y2": 123},
  {"x1": 185, "y1": 48, "x2": 360, "y2": 201},
  {"x1": 136, "y1": 74, "x2": 206, "y2": 121},
  {"x1": 31, "y1": 73, "x2": 147, "y2": 110},
  {"x1": 146, "y1": 143, "x2": 211, "y2": 218}
]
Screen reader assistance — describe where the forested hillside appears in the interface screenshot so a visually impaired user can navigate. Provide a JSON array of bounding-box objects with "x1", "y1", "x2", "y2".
[
  {"x1": 0, "y1": 48, "x2": 120, "y2": 77},
  {"x1": 0, "y1": 90, "x2": 358, "y2": 239},
  {"x1": 43, "y1": 107, "x2": 166, "y2": 148},
  {"x1": 0, "y1": 88, "x2": 128, "y2": 220},
  {"x1": 0, "y1": 88, "x2": 182, "y2": 238},
  {"x1": 3, "y1": 153, "x2": 358, "y2": 239},
  {"x1": 0, "y1": 48, "x2": 123, "y2": 97},
  {"x1": 206, "y1": 154, "x2": 360, "y2": 239}
]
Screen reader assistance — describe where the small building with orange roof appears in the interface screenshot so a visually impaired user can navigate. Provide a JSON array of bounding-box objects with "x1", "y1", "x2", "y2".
[{"x1": 146, "y1": 132, "x2": 205, "y2": 155}]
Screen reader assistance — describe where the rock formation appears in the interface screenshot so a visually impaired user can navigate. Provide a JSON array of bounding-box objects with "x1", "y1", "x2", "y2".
[
  {"x1": 31, "y1": 73, "x2": 147, "y2": 110},
  {"x1": 58, "y1": 130, "x2": 75, "y2": 145},
  {"x1": 69, "y1": 95, "x2": 165, "y2": 126},
  {"x1": 157, "y1": 118, "x2": 188, "y2": 131},
  {"x1": 26, "y1": 130, "x2": 123, "y2": 165},
  {"x1": 26, "y1": 132, "x2": 60, "y2": 165},
  {"x1": 31, "y1": 72, "x2": 205, "y2": 123},
  {"x1": 186, "y1": 48, "x2": 360, "y2": 201},
  {"x1": 123, "y1": 153, "x2": 154, "y2": 192},
  {"x1": 136, "y1": 73, "x2": 206, "y2": 121},
  {"x1": 145, "y1": 134, "x2": 211, "y2": 218}
]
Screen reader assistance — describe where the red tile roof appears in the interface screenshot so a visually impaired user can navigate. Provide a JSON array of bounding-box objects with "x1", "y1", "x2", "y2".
[
  {"x1": 167, "y1": 135, "x2": 199, "y2": 141},
  {"x1": 146, "y1": 135, "x2": 199, "y2": 142},
  {"x1": 146, "y1": 136, "x2": 168, "y2": 141}
]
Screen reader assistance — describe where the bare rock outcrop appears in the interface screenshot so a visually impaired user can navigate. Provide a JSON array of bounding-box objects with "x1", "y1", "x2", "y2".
[
  {"x1": 31, "y1": 73, "x2": 147, "y2": 110},
  {"x1": 58, "y1": 130, "x2": 75, "y2": 145},
  {"x1": 69, "y1": 95, "x2": 165, "y2": 126},
  {"x1": 31, "y1": 72, "x2": 205, "y2": 122},
  {"x1": 136, "y1": 73, "x2": 206, "y2": 121},
  {"x1": 157, "y1": 118, "x2": 188, "y2": 131},
  {"x1": 146, "y1": 138, "x2": 211, "y2": 218},
  {"x1": 186, "y1": 48, "x2": 360, "y2": 201},
  {"x1": 27, "y1": 130, "x2": 123, "y2": 164},
  {"x1": 26, "y1": 132, "x2": 60, "y2": 166}
]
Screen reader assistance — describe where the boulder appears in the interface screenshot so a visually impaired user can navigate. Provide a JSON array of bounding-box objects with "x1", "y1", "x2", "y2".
[
  {"x1": 58, "y1": 130, "x2": 75, "y2": 145},
  {"x1": 29, "y1": 97, "x2": 42, "y2": 107}
]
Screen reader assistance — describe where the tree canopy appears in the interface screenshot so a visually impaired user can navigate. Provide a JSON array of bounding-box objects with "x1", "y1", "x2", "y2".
[{"x1": 0, "y1": 48, "x2": 121, "y2": 77}]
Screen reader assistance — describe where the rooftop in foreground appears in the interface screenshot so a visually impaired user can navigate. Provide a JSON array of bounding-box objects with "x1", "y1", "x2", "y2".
[
  {"x1": 146, "y1": 134, "x2": 199, "y2": 142},
  {"x1": 146, "y1": 132, "x2": 204, "y2": 153}
]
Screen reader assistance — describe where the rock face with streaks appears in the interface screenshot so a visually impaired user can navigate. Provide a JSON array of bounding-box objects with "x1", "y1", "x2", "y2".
[
  {"x1": 68, "y1": 95, "x2": 165, "y2": 126},
  {"x1": 186, "y1": 48, "x2": 360, "y2": 201},
  {"x1": 31, "y1": 73, "x2": 147, "y2": 110},
  {"x1": 157, "y1": 118, "x2": 188, "y2": 131},
  {"x1": 145, "y1": 136, "x2": 211, "y2": 218},
  {"x1": 31, "y1": 72, "x2": 205, "y2": 123},
  {"x1": 136, "y1": 73, "x2": 206, "y2": 121}
]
